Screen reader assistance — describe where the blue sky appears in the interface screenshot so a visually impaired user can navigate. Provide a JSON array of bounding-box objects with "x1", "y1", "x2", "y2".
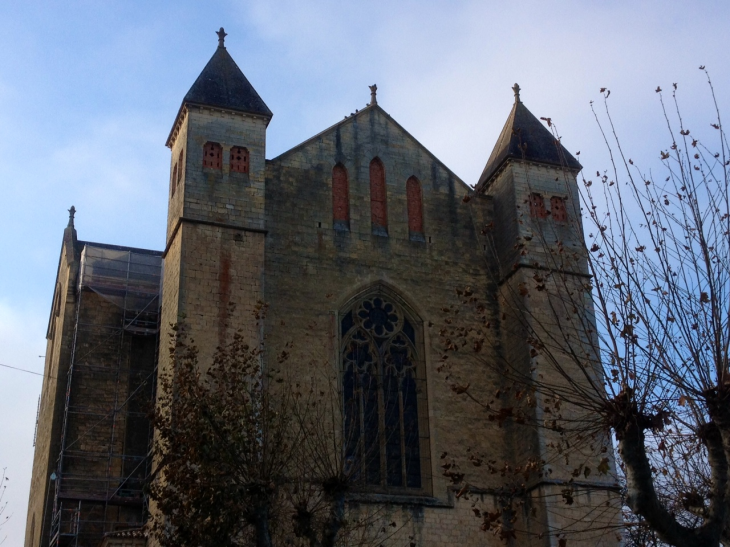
[{"x1": 0, "y1": 0, "x2": 728, "y2": 544}]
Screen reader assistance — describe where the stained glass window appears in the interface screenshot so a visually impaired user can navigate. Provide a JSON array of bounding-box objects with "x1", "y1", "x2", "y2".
[{"x1": 341, "y1": 293, "x2": 424, "y2": 490}]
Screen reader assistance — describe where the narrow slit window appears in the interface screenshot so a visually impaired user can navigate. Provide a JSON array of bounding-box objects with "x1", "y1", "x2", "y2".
[
  {"x1": 176, "y1": 149, "x2": 184, "y2": 191},
  {"x1": 332, "y1": 163, "x2": 350, "y2": 228},
  {"x1": 370, "y1": 158, "x2": 387, "y2": 234},
  {"x1": 171, "y1": 164, "x2": 178, "y2": 197},
  {"x1": 230, "y1": 146, "x2": 249, "y2": 174},
  {"x1": 406, "y1": 176, "x2": 424, "y2": 236},
  {"x1": 203, "y1": 142, "x2": 222, "y2": 170},
  {"x1": 529, "y1": 193, "x2": 547, "y2": 218},
  {"x1": 551, "y1": 196, "x2": 568, "y2": 222}
]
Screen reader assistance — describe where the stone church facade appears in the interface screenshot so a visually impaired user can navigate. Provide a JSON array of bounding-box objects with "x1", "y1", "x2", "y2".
[{"x1": 25, "y1": 30, "x2": 620, "y2": 547}]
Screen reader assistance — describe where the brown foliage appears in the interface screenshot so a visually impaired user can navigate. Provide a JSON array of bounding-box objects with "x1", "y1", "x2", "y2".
[{"x1": 149, "y1": 321, "x2": 404, "y2": 547}]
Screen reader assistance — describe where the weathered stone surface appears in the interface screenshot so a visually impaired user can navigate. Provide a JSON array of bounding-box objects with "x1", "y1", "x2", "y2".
[{"x1": 27, "y1": 45, "x2": 621, "y2": 547}]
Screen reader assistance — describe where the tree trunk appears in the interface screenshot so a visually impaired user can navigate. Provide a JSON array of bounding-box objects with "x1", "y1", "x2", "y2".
[
  {"x1": 254, "y1": 504, "x2": 273, "y2": 547},
  {"x1": 321, "y1": 492, "x2": 345, "y2": 547},
  {"x1": 620, "y1": 419, "x2": 723, "y2": 546}
]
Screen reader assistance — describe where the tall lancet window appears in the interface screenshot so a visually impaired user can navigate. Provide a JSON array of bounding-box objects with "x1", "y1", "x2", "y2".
[
  {"x1": 332, "y1": 163, "x2": 349, "y2": 230},
  {"x1": 406, "y1": 176, "x2": 424, "y2": 239},
  {"x1": 341, "y1": 288, "x2": 429, "y2": 492},
  {"x1": 369, "y1": 157, "x2": 388, "y2": 235}
]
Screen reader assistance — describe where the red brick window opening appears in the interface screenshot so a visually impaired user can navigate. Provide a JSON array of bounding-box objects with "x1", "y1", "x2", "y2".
[
  {"x1": 551, "y1": 196, "x2": 568, "y2": 222},
  {"x1": 230, "y1": 146, "x2": 249, "y2": 174},
  {"x1": 332, "y1": 163, "x2": 349, "y2": 226},
  {"x1": 203, "y1": 141, "x2": 222, "y2": 169},
  {"x1": 370, "y1": 157, "x2": 388, "y2": 233},
  {"x1": 529, "y1": 193, "x2": 547, "y2": 218},
  {"x1": 171, "y1": 163, "x2": 178, "y2": 197},
  {"x1": 406, "y1": 176, "x2": 424, "y2": 235}
]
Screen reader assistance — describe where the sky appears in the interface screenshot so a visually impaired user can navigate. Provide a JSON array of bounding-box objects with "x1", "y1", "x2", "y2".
[{"x1": 0, "y1": 0, "x2": 728, "y2": 544}]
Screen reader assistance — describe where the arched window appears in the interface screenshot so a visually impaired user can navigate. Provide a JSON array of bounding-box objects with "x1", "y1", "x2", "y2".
[
  {"x1": 230, "y1": 146, "x2": 249, "y2": 174},
  {"x1": 406, "y1": 176, "x2": 424, "y2": 237},
  {"x1": 529, "y1": 192, "x2": 547, "y2": 218},
  {"x1": 176, "y1": 149, "x2": 184, "y2": 191},
  {"x1": 369, "y1": 158, "x2": 387, "y2": 235},
  {"x1": 341, "y1": 290, "x2": 427, "y2": 491},
  {"x1": 203, "y1": 141, "x2": 222, "y2": 170},
  {"x1": 550, "y1": 196, "x2": 568, "y2": 222},
  {"x1": 332, "y1": 163, "x2": 349, "y2": 229},
  {"x1": 171, "y1": 163, "x2": 178, "y2": 197}
]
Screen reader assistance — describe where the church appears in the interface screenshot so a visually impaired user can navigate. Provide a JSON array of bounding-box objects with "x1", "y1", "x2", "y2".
[{"x1": 25, "y1": 28, "x2": 620, "y2": 547}]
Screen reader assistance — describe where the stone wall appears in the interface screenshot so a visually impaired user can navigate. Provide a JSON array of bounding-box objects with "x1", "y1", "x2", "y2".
[
  {"x1": 24, "y1": 235, "x2": 79, "y2": 547},
  {"x1": 261, "y1": 105, "x2": 525, "y2": 545}
]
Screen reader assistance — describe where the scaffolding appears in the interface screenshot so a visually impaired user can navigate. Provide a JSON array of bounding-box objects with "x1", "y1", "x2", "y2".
[{"x1": 50, "y1": 243, "x2": 162, "y2": 547}]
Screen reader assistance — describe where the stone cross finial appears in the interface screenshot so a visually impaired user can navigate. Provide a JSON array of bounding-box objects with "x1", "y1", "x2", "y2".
[
  {"x1": 513, "y1": 83, "x2": 521, "y2": 103},
  {"x1": 369, "y1": 84, "x2": 378, "y2": 106},
  {"x1": 68, "y1": 205, "x2": 76, "y2": 228},
  {"x1": 216, "y1": 27, "x2": 228, "y2": 48}
]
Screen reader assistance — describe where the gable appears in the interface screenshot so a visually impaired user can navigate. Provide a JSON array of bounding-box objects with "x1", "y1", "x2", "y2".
[{"x1": 270, "y1": 105, "x2": 469, "y2": 193}]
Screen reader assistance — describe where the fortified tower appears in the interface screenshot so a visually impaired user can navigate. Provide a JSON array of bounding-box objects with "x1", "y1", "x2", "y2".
[{"x1": 161, "y1": 28, "x2": 272, "y2": 364}]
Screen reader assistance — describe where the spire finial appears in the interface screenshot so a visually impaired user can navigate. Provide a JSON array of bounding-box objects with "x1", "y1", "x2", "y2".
[
  {"x1": 216, "y1": 27, "x2": 228, "y2": 48},
  {"x1": 512, "y1": 83, "x2": 521, "y2": 103},
  {"x1": 369, "y1": 84, "x2": 377, "y2": 106},
  {"x1": 68, "y1": 205, "x2": 76, "y2": 228}
]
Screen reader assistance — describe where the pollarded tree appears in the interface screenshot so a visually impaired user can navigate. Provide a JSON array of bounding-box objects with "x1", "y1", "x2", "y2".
[{"x1": 440, "y1": 71, "x2": 730, "y2": 546}]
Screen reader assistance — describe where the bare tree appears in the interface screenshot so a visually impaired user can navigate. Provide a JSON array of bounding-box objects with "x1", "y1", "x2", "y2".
[
  {"x1": 439, "y1": 71, "x2": 730, "y2": 546},
  {"x1": 0, "y1": 468, "x2": 9, "y2": 545},
  {"x1": 150, "y1": 311, "x2": 409, "y2": 547}
]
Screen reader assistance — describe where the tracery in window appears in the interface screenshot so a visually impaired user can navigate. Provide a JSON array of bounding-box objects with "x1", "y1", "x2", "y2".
[
  {"x1": 406, "y1": 176, "x2": 424, "y2": 237},
  {"x1": 332, "y1": 163, "x2": 349, "y2": 229},
  {"x1": 203, "y1": 141, "x2": 222, "y2": 170},
  {"x1": 341, "y1": 292, "x2": 426, "y2": 490},
  {"x1": 230, "y1": 146, "x2": 249, "y2": 174},
  {"x1": 370, "y1": 158, "x2": 388, "y2": 235}
]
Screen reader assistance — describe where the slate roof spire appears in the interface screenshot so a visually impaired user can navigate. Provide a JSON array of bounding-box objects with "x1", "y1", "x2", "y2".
[
  {"x1": 476, "y1": 84, "x2": 581, "y2": 190},
  {"x1": 180, "y1": 28, "x2": 272, "y2": 119}
]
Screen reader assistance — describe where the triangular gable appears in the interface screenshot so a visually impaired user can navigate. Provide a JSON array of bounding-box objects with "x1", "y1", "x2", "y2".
[{"x1": 271, "y1": 105, "x2": 469, "y2": 192}]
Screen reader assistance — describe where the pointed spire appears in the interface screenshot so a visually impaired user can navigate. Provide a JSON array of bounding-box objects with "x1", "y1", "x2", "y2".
[
  {"x1": 180, "y1": 29, "x2": 272, "y2": 118},
  {"x1": 67, "y1": 205, "x2": 76, "y2": 228},
  {"x1": 475, "y1": 85, "x2": 581, "y2": 190}
]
